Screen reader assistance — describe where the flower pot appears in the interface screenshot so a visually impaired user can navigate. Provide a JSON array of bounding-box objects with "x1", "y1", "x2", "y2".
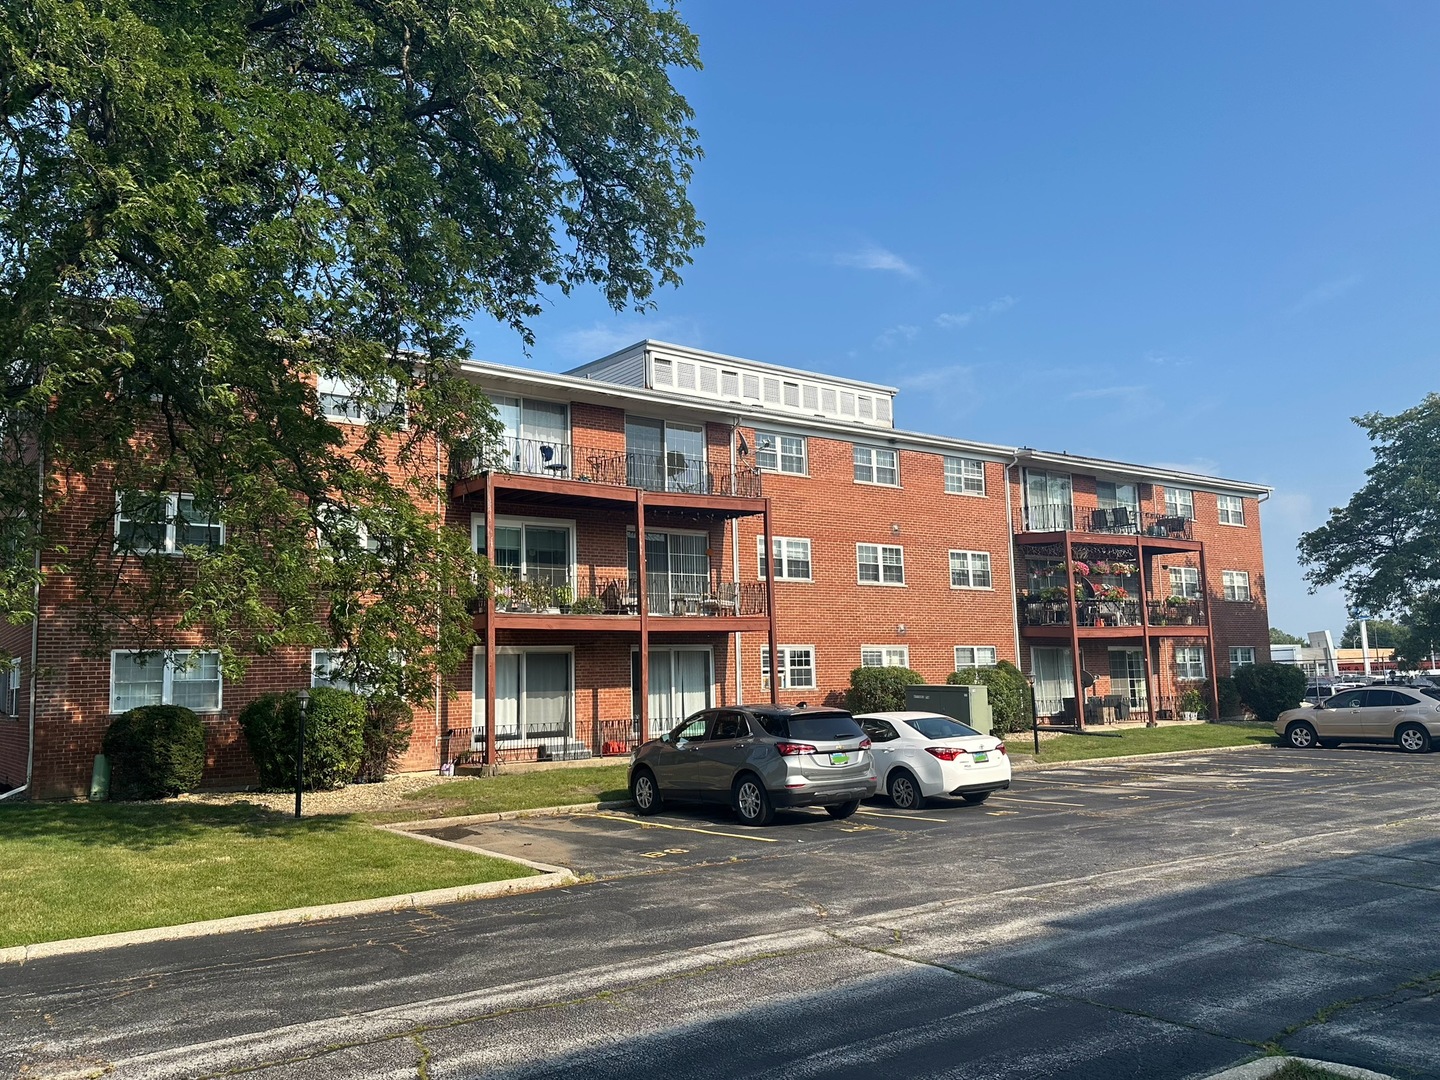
[{"x1": 1181, "y1": 710, "x2": 1198, "y2": 722}]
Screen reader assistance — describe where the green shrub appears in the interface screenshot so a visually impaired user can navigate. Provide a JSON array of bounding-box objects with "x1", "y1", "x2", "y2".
[
  {"x1": 846, "y1": 666, "x2": 925, "y2": 713},
  {"x1": 357, "y1": 695, "x2": 415, "y2": 783},
  {"x1": 947, "y1": 660, "x2": 1034, "y2": 735},
  {"x1": 1178, "y1": 682, "x2": 1210, "y2": 720},
  {"x1": 1233, "y1": 663, "x2": 1307, "y2": 724},
  {"x1": 238, "y1": 687, "x2": 366, "y2": 790},
  {"x1": 101, "y1": 705, "x2": 206, "y2": 800},
  {"x1": 1216, "y1": 675, "x2": 1245, "y2": 720}
]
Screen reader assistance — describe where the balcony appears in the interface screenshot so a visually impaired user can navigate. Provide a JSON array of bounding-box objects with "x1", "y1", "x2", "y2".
[
  {"x1": 452, "y1": 436, "x2": 762, "y2": 501},
  {"x1": 1019, "y1": 594, "x2": 1209, "y2": 636},
  {"x1": 477, "y1": 571, "x2": 768, "y2": 631},
  {"x1": 1017, "y1": 503, "x2": 1197, "y2": 546}
]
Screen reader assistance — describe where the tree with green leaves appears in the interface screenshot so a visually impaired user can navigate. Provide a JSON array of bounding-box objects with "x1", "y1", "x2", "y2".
[
  {"x1": 0, "y1": 1, "x2": 703, "y2": 698},
  {"x1": 1269, "y1": 628, "x2": 1307, "y2": 646},
  {"x1": 1339, "y1": 619, "x2": 1405, "y2": 651},
  {"x1": 1299, "y1": 394, "x2": 1440, "y2": 674}
]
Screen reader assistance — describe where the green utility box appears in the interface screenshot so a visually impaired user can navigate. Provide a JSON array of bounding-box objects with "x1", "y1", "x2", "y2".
[{"x1": 904, "y1": 684, "x2": 993, "y2": 736}]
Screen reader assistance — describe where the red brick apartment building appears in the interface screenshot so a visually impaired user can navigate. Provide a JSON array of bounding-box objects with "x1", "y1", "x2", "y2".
[{"x1": 0, "y1": 341, "x2": 1271, "y2": 798}]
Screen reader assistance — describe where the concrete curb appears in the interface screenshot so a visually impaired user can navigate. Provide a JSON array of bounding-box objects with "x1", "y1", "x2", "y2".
[
  {"x1": 379, "y1": 798, "x2": 634, "y2": 832},
  {"x1": 1011, "y1": 740, "x2": 1273, "y2": 771},
  {"x1": 1202, "y1": 1055, "x2": 1395, "y2": 1079}
]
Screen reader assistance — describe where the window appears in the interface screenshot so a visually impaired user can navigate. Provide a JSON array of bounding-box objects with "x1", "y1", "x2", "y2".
[
  {"x1": 758, "y1": 536, "x2": 812, "y2": 581},
  {"x1": 943, "y1": 456, "x2": 986, "y2": 495},
  {"x1": 955, "y1": 646, "x2": 998, "y2": 670},
  {"x1": 317, "y1": 373, "x2": 403, "y2": 423},
  {"x1": 1168, "y1": 566, "x2": 1201, "y2": 599},
  {"x1": 1024, "y1": 470, "x2": 1073, "y2": 531},
  {"x1": 761, "y1": 646, "x2": 816, "y2": 690},
  {"x1": 472, "y1": 516, "x2": 575, "y2": 592},
  {"x1": 110, "y1": 650, "x2": 222, "y2": 713},
  {"x1": 1222, "y1": 571, "x2": 1252, "y2": 602},
  {"x1": 949, "y1": 550, "x2": 993, "y2": 589},
  {"x1": 626, "y1": 416, "x2": 706, "y2": 493},
  {"x1": 1229, "y1": 647, "x2": 1256, "y2": 668},
  {"x1": 1175, "y1": 646, "x2": 1207, "y2": 680},
  {"x1": 1218, "y1": 495, "x2": 1246, "y2": 526},
  {"x1": 0, "y1": 658, "x2": 19, "y2": 716},
  {"x1": 1164, "y1": 487, "x2": 1195, "y2": 520},
  {"x1": 115, "y1": 492, "x2": 224, "y2": 554},
  {"x1": 861, "y1": 646, "x2": 910, "y2": 668},
  {"x1": 312, "y1": 650, "x2": 370, "y2": 694},
  {"x1": 473, "y1": 647, "x2": 573, "y2": 742},
  {"x1": 853, "y1": 445, "x2": 899, "y2": 486},
  {"x1": 857, "y1": 543, "x2": 905, "y2": 585},
  {"x1": 493, "y1": 395, "x2": 570, "y2": 476},
  {"x1": 318, "y1": 504, "x2": 384, "y2": 556},
  {"x1": 860, "y1": 717, "x2": 901, "y2": 742},
  {"x1": 755, "y1": 432, "x2": 807, "y2": 475}
]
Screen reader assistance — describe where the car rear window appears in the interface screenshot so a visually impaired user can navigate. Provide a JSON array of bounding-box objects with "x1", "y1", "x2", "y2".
[
  {"x1": 905, "y1": 716, "x2": 981, "y2": 740},
  {"x1": 1420, "y1": 688, "x2": 1440, "y2": 702},
  {"x1": 755, "y1": 712, "x2": 863, "y2": 740}
]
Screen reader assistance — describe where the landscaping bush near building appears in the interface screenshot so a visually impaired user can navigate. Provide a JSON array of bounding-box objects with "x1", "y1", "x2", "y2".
[
  {"x1": 846, "y1": 666, "x2": 925, "y2": 713},
  {"x1": 1216, "y1": 675, "x2": 1246, "y2": 720},
  {"x1": 239, "y1": 688, "x2": 366, "y2": 790},
  {"x1": 101, "y1": 705, "x2": 206, "y2": 800},
  {"x1": 947, "y1": 661, "x2": 1034, "y2": 735},
  {"x1": 1232, "y1": 663, "x2": 1307, "y2": 724},
  {"x1": 357, "y1": 695, "x2": 415, "y2": 783}
]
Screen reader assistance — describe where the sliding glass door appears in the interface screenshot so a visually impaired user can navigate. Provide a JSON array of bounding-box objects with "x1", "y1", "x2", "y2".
[
  {"x1": 495, "y1": 395, "x2": 570, "y2": 475},
  {"x1": 473, "y1": 648, "x2": 573, "y2": 744},
  {"x1": 632, "y1": 648, "x2": 713, "y2": 737},
  {"x1": 627, "y1": 530, "x2": 710, "y2": 614},
  {"x1": 625, "y1": 416, "x2": 706, "y2": 492},
  {"x1": 1025, "y1": 470, "x2": 1073, "y2": 531}
]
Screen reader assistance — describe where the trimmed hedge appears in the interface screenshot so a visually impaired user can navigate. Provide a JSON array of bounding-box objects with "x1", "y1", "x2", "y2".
[
  {"x1": 1216, "y1": 675, "x2": 1245, "y2": 720},
  {"x1": 357, "y1": 695, "x2": 415, "y2": 783},
  {"x1": 239, "y1": 687, "x2": 366, "y2": 790},
  {"x1": 1233, "y1": 663, "x2": 1307, "y2": 725},
  {"x1": 846, "y1": 666, "x2": 925, "y2": 714},
  {"x1": 947, "y1": 660, "x2": 1034, "y2": 735},
  {"x1": 102, "y1": 705, "x2": 206, "y2": 800}
]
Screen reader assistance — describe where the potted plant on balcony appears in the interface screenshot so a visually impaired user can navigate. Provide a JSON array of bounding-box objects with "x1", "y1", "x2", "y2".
[
  {"x1": 1178, "y1": 683, "x2": 1208, "y2": 722},
  {"x1": 553, "y1": 584, "x2": 574, "y2": 614},
  {"x1": 493, "y1": 577, "x2": 516, "y2": 612},
  {"x1": 572, "y1": 595, "x2": 604, "y2": 615}
]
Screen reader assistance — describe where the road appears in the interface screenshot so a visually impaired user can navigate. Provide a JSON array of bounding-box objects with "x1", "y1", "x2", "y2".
[{"x1": 4, "y1": 748, "x2": 1439, "y2": 1080}]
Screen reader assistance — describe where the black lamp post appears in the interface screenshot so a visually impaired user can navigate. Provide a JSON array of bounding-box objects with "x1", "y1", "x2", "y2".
[{"x1": 294, "y1": 689, "x2": 309, "y2": 820}]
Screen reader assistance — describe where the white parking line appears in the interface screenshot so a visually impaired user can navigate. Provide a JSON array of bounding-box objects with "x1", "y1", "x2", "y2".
[
  {"x1": 856, "y1": 809, "x2": 949, "y2": 823},
  {"x1": 989, "y1": 795, "x2": 1087, "y2": 808},
  {"x1": 579, "y1": 813, "x2": 780, "y2": 843}
]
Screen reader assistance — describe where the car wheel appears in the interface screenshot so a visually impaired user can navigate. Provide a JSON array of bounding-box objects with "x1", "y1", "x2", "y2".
[
  {"x1": 826, "y1": 799, "x2": 860, "y2": 820},
  {"x1": 1396, "y1": 723, "x2": 1431, "y2": 754},
  {"x1": 1284, "y1": 721, "x2": 1318, "y2": 749},
  {"x1": 888, "y1": 769, "x2": 923, "y2": 811},
  {"x1": 630, "y1": 768, "x2": 662, "y2": 815},
  {"x1": 961, "y1": 791, "x2": 991, "y2": 805},
  {"x1": 732, "y1": 774, "x2": 775, "y2": 826}
]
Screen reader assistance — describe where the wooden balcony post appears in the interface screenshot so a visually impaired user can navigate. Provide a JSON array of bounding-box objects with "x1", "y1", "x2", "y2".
[
  {"x1": 636, "y1": 489, "x2": 650, "y2": 740},
  {"x1": 1198, "y1": 542, "x2": 1221, "y2": 721},
  {"x1": 1135, "y1": 535, "x2": 1155, "y2": 723},
  {"x1": 763, "y1": 498, "x2": 779, "y2": 705},
  {"x1": 1064, "y1": 531, "x2": 1085, "y2": 730},
  {"x1": 484, "y1": 473, "x2": 497, "y2": 768}
]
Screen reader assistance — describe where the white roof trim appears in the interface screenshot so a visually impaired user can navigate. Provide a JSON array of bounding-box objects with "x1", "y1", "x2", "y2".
[{"x1": 566, "y1": 339, "x2": 900, "y2": 396}]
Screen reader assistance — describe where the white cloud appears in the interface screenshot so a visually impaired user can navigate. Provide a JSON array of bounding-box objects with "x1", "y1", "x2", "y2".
[
  {"x1": 1145, "y1": 352, "x2": 1191, "y2": 368},
  {"x1": 934, "y1": 296, "x2": 1016, "y2": 329},
  {"x1": 553, "y1": 317, "x2": 698, "y2": 363},
  {"x1": 1285, "y1": 274, "x2": 1362, "y2": 316},
  {"x1": 873, "y1": 323, "x2": 920, "y2": 350},
  {"x1": 832, "y1": 245, "x2": 920, "y2": 278},
  {"x1": 1067, "y1": 384, "x2": 1147, "y2": 402},
  {"x1": 896, "y1": 363, "x2": 973, "y2": 393}
]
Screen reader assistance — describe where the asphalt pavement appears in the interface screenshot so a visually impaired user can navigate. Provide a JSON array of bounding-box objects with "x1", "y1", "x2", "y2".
[{"x1": 4, "y1": 747, "x2": 1439, "y2": 1080}]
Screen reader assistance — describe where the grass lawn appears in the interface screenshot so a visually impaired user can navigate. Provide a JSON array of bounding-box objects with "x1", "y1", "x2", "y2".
[
  {"x1": 0, "y1": 802, "x2": 535, "y2": 949},
  {"x1": 365, "y1": 764, "x2": 632, "y2": 824},
  {"x1": 1010, "y1": 721, "x2": 1276, "y2": 763},
  {"x1": 1262, "y1": 1061, "x2": 1356, "y2": 1080}
]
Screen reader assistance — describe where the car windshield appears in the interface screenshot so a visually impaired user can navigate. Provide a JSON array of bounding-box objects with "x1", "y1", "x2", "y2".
[
  {"x1": 906, "y1": 715, "x2": 981, "y2": 740},
  {"x1": 755, "y1": 712, "x2": 863, "y2": 741}
]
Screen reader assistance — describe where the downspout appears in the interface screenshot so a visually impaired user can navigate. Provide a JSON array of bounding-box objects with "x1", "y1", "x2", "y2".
[
  {"x1": 436, "y1": 433, "x2": 445, "y2": 771},
  {"x1": 1003, "y1": 454, "x2": 1022, "y2": 668},
  {"x1": 731, "y1": 420, "x2": 743, "y2": 705},
  {"x1": 1, "y1": 450, "x2": 44, "y2": 802}
]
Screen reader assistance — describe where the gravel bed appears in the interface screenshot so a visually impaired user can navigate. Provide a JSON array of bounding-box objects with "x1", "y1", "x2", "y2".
[{"x1": 173, "y1": 772, "x2": 465, "y2": 815}]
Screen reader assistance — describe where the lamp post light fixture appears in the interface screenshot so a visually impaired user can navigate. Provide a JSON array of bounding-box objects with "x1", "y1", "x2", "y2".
[{"x1": 294, "y1": 689, "x2": 310, "y2": 820}]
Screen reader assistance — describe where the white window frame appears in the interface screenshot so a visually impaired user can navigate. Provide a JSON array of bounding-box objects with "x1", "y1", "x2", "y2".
[
  {"x1": 860, "y1": 645, "x2": 910, "y2": 668},
  {"x1": 109, "y1": 649, "x2": 223, "y2": 714},
  {"x1": 757, "y1": 536, "x2": 813, "y2": 582},
  {"x1": 853, "y1": 445, "x2": 899, "y2": 487},
  {"x1": 1164, "y1": 487, "x2": 1195, "y2": 520},
  {"x1": 316, "y1": 503, "x2": 385, "y2": 557},
  {"x1": 1229, "y1": 647, "x2": 1257, "y2": 668},
  {"x1": 1222, "y1": 571, "x2": 1252, "y2": 602},
  {"x1": 761, "y1": 646, "x2": 817, "y2": 691},
  {"x1": 857, "y1": 543, "x2": 906, "y2": 586},
  {"x1": 1175, "y1": 646, "x2": 1207, "y2": 680},
  {"x1": 471, "y1": 645, "x2": 576, "y2": 743},
  {"x1": 943, "y1": 456, "x2": 986, "y2": 496},
  {"x1": 470, "y1": 513, "x2": 579, "y2": 588},
  {"x1": 317, "y1": 373, "x2": 405, "y2": 425},
  {"x1": 0, "y1": 657, "x2": 19, "y2": 717},
  {"x1": 1217, "y1": 494, "x2": 1246, "y2": 526},
  {"x1": 954, "y1": 646, "x2": 999, "y2": 670},
  {"x1": 949, "y1": 550, "x2": 993, "y2": 590},
  {"x1": 114, "y1": 491, "x2": 225, "y2": 555},
  {"x1": 754, "y1": 432, "x2": 808, "y2": 476},
  {"x1": 311, "y1": 649, "x2": 368, "y2": 694},
  {"x1": 1168, "y1": 566, "x2": 1201, "y2": 599}
]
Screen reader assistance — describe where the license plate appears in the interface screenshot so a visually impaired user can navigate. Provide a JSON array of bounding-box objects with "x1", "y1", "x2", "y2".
[
  {"x1": 972, "y1": 752, "x2": 988, "y2": 763},
  {"x1": 830, "y1": 752, "x2": 850, "y2": 765}
]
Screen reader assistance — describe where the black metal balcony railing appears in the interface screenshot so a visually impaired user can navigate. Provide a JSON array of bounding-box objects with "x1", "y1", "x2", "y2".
[
  {"x1": 1020, "y1": 503, "x2": 1196, "y2": 542},
  {"x1": 1022, "y1": 502, "x2": 1075, "y2": 532},
  {"x1": 484, "y1": 572, "x2": 766, "y2": 618},
  {"x1": 1019, "y1": 595, "x2": 1208, "y2": 630},
  {"x1": 1146, "y1": 599, "x2": 1208, "y2": 626},
  {"x1": 454, "y1": 437, "x2": 762, "y2": 498}
]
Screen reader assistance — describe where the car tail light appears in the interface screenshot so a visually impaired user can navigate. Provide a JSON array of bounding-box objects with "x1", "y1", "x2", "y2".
[
  {"x1": 996, "y1": 742, "x2": 1007, "y2": 756},
  {"x1": 859, "y1": 738, "x2": 872, "y2": 750},
  {"x1": 926, "y1": 746, "x2": 966, "y2": 761},
  {"x1": 776, "y1": 741, "x2": 819, "y2": 756}
]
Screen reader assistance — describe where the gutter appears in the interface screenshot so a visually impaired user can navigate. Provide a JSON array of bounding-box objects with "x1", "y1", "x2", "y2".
[
  {"x1": 1003, "y1": 453, "x2": 1022, "y2": 669},
  {"x1": 731, "y1": 419, "x2": 744, "y2": 706}
]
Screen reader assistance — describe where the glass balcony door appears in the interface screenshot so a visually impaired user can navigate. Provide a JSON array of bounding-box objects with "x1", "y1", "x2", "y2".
[
  {"x1": 1032, "y1": 646, "x2": 1076, "y2": 717},
  {"x1": 473, "y1": 648, "x2": 573, "y2": 743},
  {"x1": 495, "y1": 395, "x2": 570, "y2": 475},
  {"x1": 1025, "y1": 470, "x2": 1073, "y2": 531},
  {"x1": 628, "y1": 531, "x2": 710, "y2": 615},
  {"x1": 1108, "y1": 647, "x2": 1149, "y2": 709},
  {"x1": 625, "y1": 416, "x2": 706, "y2": 493},
  {"x1": 632, "y1": 648, "x2": 713, "y2": 738}
]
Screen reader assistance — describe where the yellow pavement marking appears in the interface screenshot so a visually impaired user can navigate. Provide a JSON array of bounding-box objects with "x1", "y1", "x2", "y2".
[
  {"x1": 857, "y1": 809, "x2": 948, "y2": 823},
  {"x1": 580, "y1": 813, "x2": 779, "y2": 843}
]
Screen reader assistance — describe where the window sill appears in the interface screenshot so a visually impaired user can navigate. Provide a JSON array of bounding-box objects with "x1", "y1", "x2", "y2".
[
  {"x1": 944, "y1": 489, "x2": 988, "y2": 498},
  {"x1": 1217, "y1": 520, "x2": 1247, "y2": 528},
  {"x1": 853, "y1": 479, "x2": 901, "y2": 489},
  {"x1": 857, "y1": 580, "x2": 907, "y2": 587},
  {"x1": 950, "y1": 585, "x2": 995, "y2": 591}
]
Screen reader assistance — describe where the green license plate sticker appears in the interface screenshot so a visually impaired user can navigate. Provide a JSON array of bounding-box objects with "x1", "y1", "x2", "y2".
[
  {"x1": 972, "y1": 752, "x2": 988, "y2": 763},
  {"x1": 830, "y1": 752, "x2": 849, "y2": 765}
]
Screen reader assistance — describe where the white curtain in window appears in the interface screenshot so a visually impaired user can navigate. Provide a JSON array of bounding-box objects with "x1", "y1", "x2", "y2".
[
  {"x1": 676, "y1": 650, "x2": 711, "y2": 720},
  {"x1": 525, "y1": 652, "x2": 570, "y2": 737},
  {"x1": 113, "y1": 653, "x2": 164, "y2": 712},
  {"x1": 495, "y1": 653, "x2": 520, "y2": 739}
]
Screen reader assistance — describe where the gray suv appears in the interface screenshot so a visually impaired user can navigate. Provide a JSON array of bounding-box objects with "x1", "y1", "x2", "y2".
[{"x1": 629, "y1": 705, "x2": 877, "y2": 826}]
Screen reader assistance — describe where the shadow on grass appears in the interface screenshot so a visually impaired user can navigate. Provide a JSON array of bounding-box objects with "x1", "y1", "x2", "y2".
[{"x1": 0, "y1": 800, "x2": 353, "y2": 849}]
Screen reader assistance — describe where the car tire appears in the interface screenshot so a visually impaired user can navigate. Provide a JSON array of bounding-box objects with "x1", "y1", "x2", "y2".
[
  {"x1": 732, "y1": 774, "x2": 775, "y2": 826},
  {"x1": 1396, "y1": 723, "x2": 1431, "y2": 754},
  {"x1": 630, "y1": 768, "x2": 662, "y2": 815},
  {"x1": 1284, "y1": 721, "x2": 1319, "y2": 749},
  {"x1": 1317, "y1": 739, "x2": 1339, "y2": 749},
  {"x1": 887, "y1": 769, "x2": 923, "y2": 811},
  {"x1": 826, "y1": 799, "x2": 861, "y2": 820},
  {"x1": 961, "y1": 791, "x2": 992, "y2": 805}
]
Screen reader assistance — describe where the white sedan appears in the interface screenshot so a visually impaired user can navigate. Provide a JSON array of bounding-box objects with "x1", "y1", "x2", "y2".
[{"x1": 854, "y1": 711, "x2": 1011, "y2": 810}]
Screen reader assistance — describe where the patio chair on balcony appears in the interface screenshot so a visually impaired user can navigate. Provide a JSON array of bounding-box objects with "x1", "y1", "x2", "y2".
[
  {"x1": 1110, "y1": 506, "x2": 1135, "y2": 532},
  {"x1": 600, "y1": 579, "x2": 639, "y2": 615},
  {"x1": 701, "y1": 582, "x2": 740, "y2": 617},
  {"x1": 1089, "y1": 508, "x2": 1112, "y2": 532}
]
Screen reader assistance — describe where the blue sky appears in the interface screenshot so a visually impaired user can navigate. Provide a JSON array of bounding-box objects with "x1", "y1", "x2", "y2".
[{"x1": 463, "y1": 1, "x2": 1440, "y2": 639}]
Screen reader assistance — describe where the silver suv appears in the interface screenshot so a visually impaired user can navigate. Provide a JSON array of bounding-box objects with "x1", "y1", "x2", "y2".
[
  {"x1": 629, "y1": 705, "x2": 877, "y2": 826},
  {"x1": 1277, "y1": 685, "x2": 1440, "y2": 752}
]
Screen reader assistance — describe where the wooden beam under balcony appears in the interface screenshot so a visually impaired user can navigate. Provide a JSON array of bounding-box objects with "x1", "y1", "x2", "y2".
[
  {"x1": 452, "y1": 470, "x2": 764, "y2": 517},
  {"x1": 472, "y1": 612, "x2": 771, "y2": 634}
]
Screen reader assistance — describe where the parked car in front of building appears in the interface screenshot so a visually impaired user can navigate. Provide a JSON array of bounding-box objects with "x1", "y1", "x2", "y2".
[
  {"x1": 1276, "y1": 686, "x2": 1440, "y2": 752},
  {"x1": 629, "y1": 705, "x2": 877, "y2": 826},
  {"x1": 854, "y1": 711, "x2": 1011, "y2": 809}
]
